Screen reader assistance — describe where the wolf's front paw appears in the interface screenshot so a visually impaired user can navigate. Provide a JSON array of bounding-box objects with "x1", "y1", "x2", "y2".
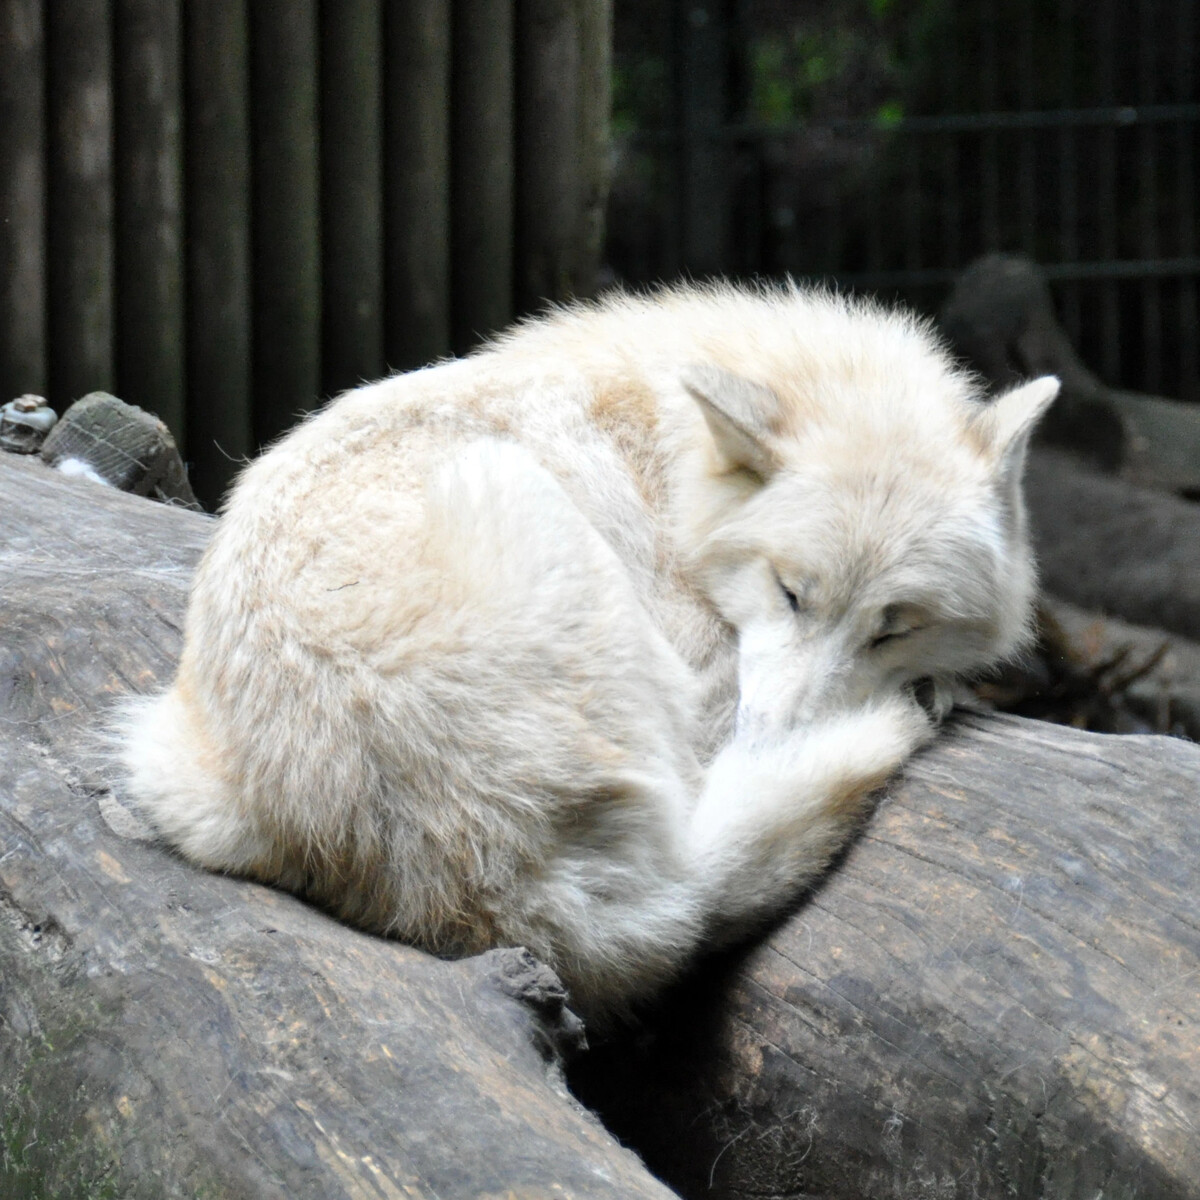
[{"x1": 796, "y1": 692, "x2": 934, "y2": 798}]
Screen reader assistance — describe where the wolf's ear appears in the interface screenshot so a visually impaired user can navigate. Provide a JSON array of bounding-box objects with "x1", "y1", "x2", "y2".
[
  {"x1": 974, "y1": 375, "x2": 1060, "y2": 476},
  {"x1": 681, "y1": 363, "x2": 782, "y2": 479}
]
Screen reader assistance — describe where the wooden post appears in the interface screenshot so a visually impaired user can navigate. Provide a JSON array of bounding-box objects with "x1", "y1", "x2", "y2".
[
  {"x1": 0, "y1": 0, "x2": 46, "y2": 398},
  {"x1": 46, "y1": 0, "x2": 114, "y2": 407},
  {"x1": 113, "y1": 0, "x2": 186, "y2": 445},
  {"x1": 183, "y1": 0, "x2": 252, "y2": 509},
  {"x1": 575, "y1": 0, "x2": 613, "y2": 296},
  {"x1": 320, "y1": 0, "x2": 386, "y2": 396},
  {"x1": 451, "y1": 0, "x2": 515, "y2": 353},
  {"x1": 383, "y1": 1, "x2": 452, "y2": 371},
  {"x1": 249, "y1": 1, "x2": 321, "y2": 447},
  {"x1": 514, "y1": 0, "x2": 582, "y2": 312}
]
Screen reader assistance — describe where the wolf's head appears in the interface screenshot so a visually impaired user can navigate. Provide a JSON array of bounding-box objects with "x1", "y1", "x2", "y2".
[{"x1": 677, "y1": 317, "x2": 1058, "y2": 727}]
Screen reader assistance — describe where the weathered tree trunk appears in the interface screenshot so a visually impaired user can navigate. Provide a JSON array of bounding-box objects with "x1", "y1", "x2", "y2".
[
  {"x1": 0, "y1": 452, "x2": 672, "y2": 1200},
  {"x1": 3, "y1": 450, "x2": 1198, "y2": 1199},
  {"x1": 575, "y1": 0, "x2": 613, "y2": 292}
]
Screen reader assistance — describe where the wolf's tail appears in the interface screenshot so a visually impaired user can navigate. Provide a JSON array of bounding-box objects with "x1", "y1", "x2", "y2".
[{"x1": 113, "y1": 687, "x2": 273, "y2": 875}]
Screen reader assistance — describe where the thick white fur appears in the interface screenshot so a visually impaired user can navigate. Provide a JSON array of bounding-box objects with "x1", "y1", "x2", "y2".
[{"x1": 117, "y1": 282, "x2": 1057, "y2": 1023}]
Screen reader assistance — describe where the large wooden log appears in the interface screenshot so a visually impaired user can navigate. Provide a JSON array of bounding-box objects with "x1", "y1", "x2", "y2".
[
  {"x1": 0, "y1": 452, "x2": 672, "y2": 1200},
  {"x1": 3, "y1": 449, "x2": 1198, "y2": 1199},
  {"x1": 573, "y1": 713, "x2": 1200, "y2": 1199}
]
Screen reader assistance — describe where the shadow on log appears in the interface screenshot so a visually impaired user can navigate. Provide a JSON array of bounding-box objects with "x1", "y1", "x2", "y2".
[{"x1": 3, "y1": 450, "x2": 1199, "y2": 1198}]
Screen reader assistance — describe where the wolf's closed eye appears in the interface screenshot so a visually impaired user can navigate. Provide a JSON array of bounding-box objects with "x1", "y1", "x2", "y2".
[
  {"x1": 869, "y1": 624, "x2": 926, "y2": 650},
  {"x1": 774, "y1": 570, "x2": 801, "y2": 613}
]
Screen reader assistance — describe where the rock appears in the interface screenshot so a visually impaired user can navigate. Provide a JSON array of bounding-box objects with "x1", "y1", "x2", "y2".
[{"x1": 38, "y1": 390, "x2": 201, "y2": 509}]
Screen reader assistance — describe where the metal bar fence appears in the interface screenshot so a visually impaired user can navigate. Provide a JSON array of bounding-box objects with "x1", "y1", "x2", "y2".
[{"x1": 612, "y1": 0, "x2": 1200, "y2": 407}]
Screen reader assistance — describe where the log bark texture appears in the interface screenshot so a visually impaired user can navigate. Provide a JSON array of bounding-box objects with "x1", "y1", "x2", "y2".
[{"x1": 0, "y1": 452, "x2": 673, "y2": 1200}]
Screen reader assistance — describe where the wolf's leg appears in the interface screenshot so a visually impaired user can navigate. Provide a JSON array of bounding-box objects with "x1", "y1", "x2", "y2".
[{"x1": 687, "y1": 679, "x2": 934, "y2": 942}]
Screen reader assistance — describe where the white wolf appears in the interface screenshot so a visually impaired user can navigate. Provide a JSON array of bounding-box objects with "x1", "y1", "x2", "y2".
[{"x1": 118, "y1": 282, "x2": 1056, "y2": 1023}]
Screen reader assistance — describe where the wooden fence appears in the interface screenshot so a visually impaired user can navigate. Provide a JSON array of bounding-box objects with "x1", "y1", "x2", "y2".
[{"x1": 0, "y1": 1, "x2": 611, "y2": 507}]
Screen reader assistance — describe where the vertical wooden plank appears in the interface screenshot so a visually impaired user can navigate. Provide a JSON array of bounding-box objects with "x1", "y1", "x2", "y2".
[
  {"x1": 0, "y1": 0, "x2": 46, "y2": 398},
  {"x1": 451, "y1": 0, "x2": 514, "y2": 352},
  {"x1": 575, "y1": 0, "x2": 613, "y2": 296},
  {"x1": 515, "y1": 0, "x2": 582, "y2": 311},
  {"x1": 672, "y1": 0, "x2": 729, "y2": 278},
  {"x1": 184, "y1": 0, "x2": 252, "y2": 508},
  {"x1": 46, "y1": 0, "x2": 114, "y2": 407},
  {"x1": 1095, "y1": 0, "x2": 1121, "y2": 384},
  {"x1": 249, "y1": 0, "x2": 321, "y2": 446},
  {"x1": 384, "y1": 1, "x2": 451, "y2": 370},
  {"x1": 1135, "y1": 0, "x2": 1162, "y2": 394},
  {"x1": 1174, "y1": 0, "x2": 1198, "y2": 402},
  {"x1": 113, "y1": 0, "x2": 185, "y2": 442},
  {"x1": 321, "y1": 0, "x2": 385, "y2": 394}
]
